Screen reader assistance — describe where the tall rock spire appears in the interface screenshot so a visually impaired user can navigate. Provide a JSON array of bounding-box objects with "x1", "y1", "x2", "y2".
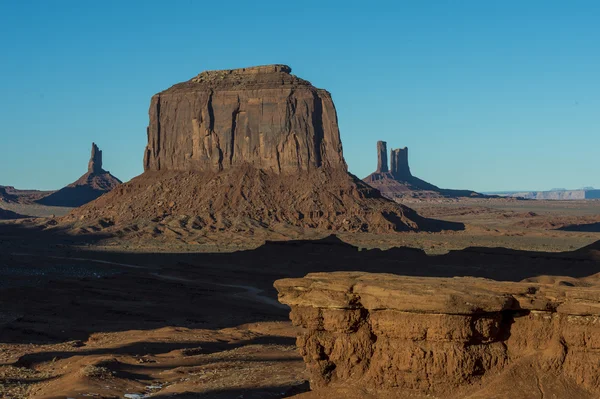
[
  {"x1": 376, "y1": 141, "x2": 388, "y2": 173},
  {"x1": 390, "y1": 147, "x2": 411, "y2": 180},
  {"x1": 88, "y1": 143, "x2": 103, "y2": 174}
]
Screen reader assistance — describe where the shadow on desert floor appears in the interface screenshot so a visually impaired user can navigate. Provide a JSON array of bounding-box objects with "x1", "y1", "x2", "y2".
[{"x1": 1, "y1": 223, "x2": 599, "y2": 345}]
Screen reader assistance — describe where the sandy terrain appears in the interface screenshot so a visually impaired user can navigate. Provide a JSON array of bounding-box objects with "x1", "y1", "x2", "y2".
[{"x1": 0, "y1": 198, "x2": 599, "y2": 398}]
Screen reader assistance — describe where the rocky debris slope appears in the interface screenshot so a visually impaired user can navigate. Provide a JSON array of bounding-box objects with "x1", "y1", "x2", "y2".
[
  {"x1": 63, "y1": 65, "x2": 460, "y2": 237},
  {"x1": 276, "y1": 272, "x2": 600, "y2": 398},
  {"x1": 364, "y1": 141, "x2": 483, "y2": 200},
  {"x1": 66, "y1": 166, "x2": 460, "y2": 238},
  {"x1": 37, "y1": 143, "x2": 121, "y2": 207}
]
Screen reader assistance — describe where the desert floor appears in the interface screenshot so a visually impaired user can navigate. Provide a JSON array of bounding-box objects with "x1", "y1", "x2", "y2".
[{"x1": 1, "y1": 198, "x2": 599, "y2": 398}]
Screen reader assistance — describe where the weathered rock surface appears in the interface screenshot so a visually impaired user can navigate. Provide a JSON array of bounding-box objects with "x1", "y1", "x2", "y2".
[
  {"x1": 37, "y1": 143, "x2": 121, "y2": 207},
  {"x1": 88, "y1": 142, "x2": 103, "y2": 174},
  {"x1": 364, "y1": 141, "x2": 483, "y2": 200},
  {"x1": 375, "y1": 141, "x2": 388, "y2": 173},
  {"x1": 276, "y1": 272, "x2": 600, "y2": 398},
  {"x1": 64, "y1": 66, "x2": 462, "y2": 236},
  {"x1": 144, "y1": 64, "x2": 345, "y2": 174},
  {"x1": 0, "y1": 185, "x2": 53, "y2": 204},
  {"x1": 0, "y1": 186, "x2": 18, "y2": 203}
]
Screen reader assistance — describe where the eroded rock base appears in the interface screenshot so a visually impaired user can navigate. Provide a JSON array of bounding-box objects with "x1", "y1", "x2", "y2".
[{"x1": 275, "y1": 272, "x2": 600, "y2": 397}]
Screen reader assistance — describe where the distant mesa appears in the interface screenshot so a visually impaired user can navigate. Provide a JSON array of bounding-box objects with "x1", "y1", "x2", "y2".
[
  {"x1": 0, "y1": 186, "x2": 18, "y2": 203},
  {"x1": 64, "y1": 65, "x2": 463, "y2": 235},
  {"x1": 497, "y1": 188, "x2": 600, "y2": 200},
  {"x1": 36, "y1": 143, "x2": 122, "y2": 207},
  {"x1": 364, "y1": 141, "x2": 484, "y2": 200}
]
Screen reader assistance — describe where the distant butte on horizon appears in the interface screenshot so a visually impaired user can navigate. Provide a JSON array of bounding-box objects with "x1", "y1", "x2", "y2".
[
  {"x1": 36, "y1": 142, "x2": 122, "y2": 207},
  {"x1": 363, "y1": 140, "x2": 483, "y2": 200}
]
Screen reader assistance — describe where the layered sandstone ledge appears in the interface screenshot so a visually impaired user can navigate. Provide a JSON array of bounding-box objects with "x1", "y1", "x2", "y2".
[{"x1": 275, "y1": 272, "x2": 600, "y2": 396}]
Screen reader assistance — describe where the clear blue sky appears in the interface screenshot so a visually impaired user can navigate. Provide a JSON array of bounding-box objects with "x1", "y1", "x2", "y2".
[{"x1": 1, "y1": 0, "x2": 598, "y2": 192}]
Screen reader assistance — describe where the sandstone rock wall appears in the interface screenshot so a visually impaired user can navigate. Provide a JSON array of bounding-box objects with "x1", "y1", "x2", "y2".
[
  {"x1": 376, "y1": 141, "x2": 388, "y2": 173},
  {"x1": 390, "y1": 147, "x2": 410, "y2": 180},
  {"x1": 275, "y1": 272, "x2": 600, "y2": 397},
  {"x1": 144, "y1": 65, "x2": 346, "y2": 174},
  {"x1": 88, "y1": 142, "x2": 103, "y2": 174}
]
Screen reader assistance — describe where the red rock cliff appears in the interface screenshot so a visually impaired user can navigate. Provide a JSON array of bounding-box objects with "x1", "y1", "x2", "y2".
[{"x1": 144, "y1": 65, "x2": 346, "y2": 174}]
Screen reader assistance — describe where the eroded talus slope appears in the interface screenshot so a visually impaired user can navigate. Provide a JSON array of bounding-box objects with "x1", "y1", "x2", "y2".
[
  {"x1": 276, "y1": 272, "x2": 600, "y2": 398},
  {"x1": 65, "y1": 166, "x2": 448, "y2": 236}
]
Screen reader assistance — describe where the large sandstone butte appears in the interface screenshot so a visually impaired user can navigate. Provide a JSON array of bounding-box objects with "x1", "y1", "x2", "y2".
[
  {"x1": 37, "y1": 143, "x2": 122, "y2": 207},
  {"x1": 364, "y1": 141, "x2": 483, "y2": 200},
  {"x1": 67, "y1": 65, "x2": 461, "y2": 236},
  {"x1": 276, "y1": 272, "x2": 600, "y2": 398},
  {"x1": 144, "y1": 64, "x2": 344, "y2": 174}
]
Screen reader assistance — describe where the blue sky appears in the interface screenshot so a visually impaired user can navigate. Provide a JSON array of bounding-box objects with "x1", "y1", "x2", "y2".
[{"x1": 0, "y1": 0, "x2": 598, "y2": 191}]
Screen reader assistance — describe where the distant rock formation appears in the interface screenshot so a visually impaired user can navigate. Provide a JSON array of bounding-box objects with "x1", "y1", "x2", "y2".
[
  {"x1": 0, "y1": 208, "x2": 27, "y2": 220},
  {"x1": 0, "y1": 186, "x2": 17, "y2": 203},
  {"x1": 276, "y1": 272, "x2": 600, "y2": 398},
  {"x1": 0, "y1": 185, "x2": 51, "y2": 204},
  {"x1": 64, "y1": 65, "x2": 463, "y2": 235},
  {"x1": 364, "y1": 141, "x2": 483, "y2": 199},
  {"x1": 500, "y1": 189, "x2": 600, "y2": 200},
  {"x1": 88, "y1": 143, "x2": 103, "y2": 174},
  {"x1": 376, "y1": 141, "x2": 388, "y2": 173},
  {"x1": 37, "y1": 143, "x2": 121, "y2": 207}
]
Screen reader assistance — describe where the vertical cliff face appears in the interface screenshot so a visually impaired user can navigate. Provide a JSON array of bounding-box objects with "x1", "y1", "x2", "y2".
[
  {"x1": 88, "y1": 143, "x2": 103, "y2": 174},
  {"x1": 389, "y1": 147, "x2": 410, "y2": 180},
  {"x1": 376, "y1": 141, "x2": 388, "y2": 173},
  {"x1": 144, "y1": 65, "x2": 346, "y2": 174}
]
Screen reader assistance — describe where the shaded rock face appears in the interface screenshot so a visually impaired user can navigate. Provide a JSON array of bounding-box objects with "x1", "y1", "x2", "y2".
[
  {"x1": 88, "y1": 142, "x2": 103, "y2": 173},
  {"x1": 144, "y1": 64, "x2": 345, "y2": 174},
  {"x1": 0, "y1": 186, "x2": 18, "y2": 203},
  {"x1": 364, "y1": 141, "x2": 482, "y2": 199},
  {"x1": 275, "y1": 272, "x2": 600, "y2": 398},
  {"x1": 389, "y1": 147, "x2": 410, "y2": 180},
  {"x1": 375, "y1": 141, "x2": 388, "y2": 173},
  {"x1": 37, "y1": 143, "x2": 121, "y2": 207}
]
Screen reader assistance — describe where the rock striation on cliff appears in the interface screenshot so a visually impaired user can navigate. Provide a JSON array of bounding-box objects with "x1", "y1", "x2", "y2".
[
  {"x1": 276, "y1": 272, "x2": 600, "y2": 398},
  {"x1": 65, "y1": 66, "x2": 462, "y2": 237},
  {"x1": 364, "y1": 141, "x2": 483, "y2": 200},
  {"x1": 37, "y1": 143, "x2": 122, "y2": 207},
  {"x1": 144, "y1": 64, "x2": 345, "y2": 174}
]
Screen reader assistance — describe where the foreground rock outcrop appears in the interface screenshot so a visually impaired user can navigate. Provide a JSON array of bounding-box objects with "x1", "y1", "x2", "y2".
[
  {"x1": 364, "y1": 141, "x2": 483, "y2": 200},
  {"x1": 276, "y1": 272, "x2": 600, "y2": 398},
  {"x1": 64, "y1": 66, "x2": 461, "y2": 237},
  {"x1": 37, "y1": 143, "x2": 121, "y2": 207}
]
